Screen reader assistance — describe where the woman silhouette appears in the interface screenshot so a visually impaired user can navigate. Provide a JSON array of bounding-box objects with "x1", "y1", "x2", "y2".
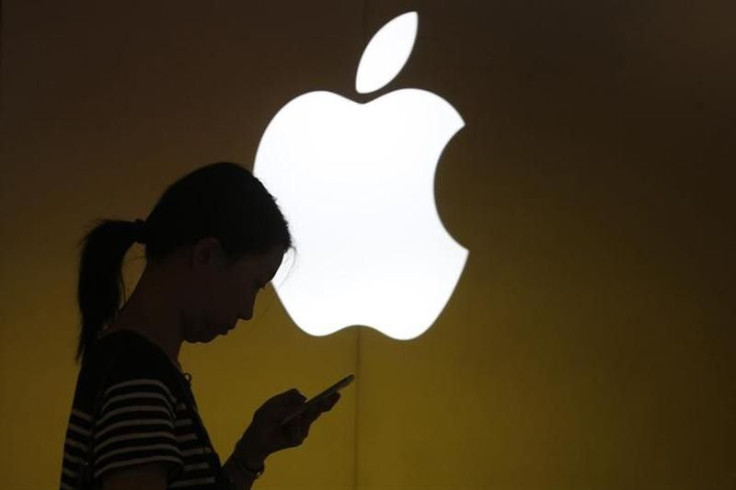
[{"x1": 59, "y1": 162, "x2": 339, "y2": 490}]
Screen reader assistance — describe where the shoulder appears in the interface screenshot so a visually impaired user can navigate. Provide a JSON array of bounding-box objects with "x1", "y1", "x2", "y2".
[
  {"x1": 87, "y1": 330, "x2": 179, "y2": 375},
  {"x1": 80, "y1": 330, "x2": 185, "y2": 408},
  {"x1": 83, "y1": 331, "x2": 190, "y2": 481}
]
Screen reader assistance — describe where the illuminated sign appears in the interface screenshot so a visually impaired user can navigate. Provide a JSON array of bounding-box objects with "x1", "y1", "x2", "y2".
[{"x1": 254, "y1": 12, "x2": 468, "y2": 340}]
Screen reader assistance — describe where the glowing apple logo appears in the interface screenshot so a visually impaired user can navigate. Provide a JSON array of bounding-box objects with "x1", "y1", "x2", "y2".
[{"x1": 253, "y1": 11, "x2": 467, "y2": 340}]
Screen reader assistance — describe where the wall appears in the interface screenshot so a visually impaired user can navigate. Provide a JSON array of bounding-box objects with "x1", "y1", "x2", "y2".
[{"x1": 1, "y1": 1, "x2": 734, "y2": 488}]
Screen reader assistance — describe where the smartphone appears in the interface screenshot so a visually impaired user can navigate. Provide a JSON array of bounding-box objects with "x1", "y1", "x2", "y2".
[{"x1": 281, "y1": 374, "x2": 355, "y2": 425}]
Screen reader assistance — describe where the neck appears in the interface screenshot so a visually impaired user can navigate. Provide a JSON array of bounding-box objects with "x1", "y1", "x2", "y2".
[{"x1": 105, "y1": 265, "x2": 185, "y2": 365}]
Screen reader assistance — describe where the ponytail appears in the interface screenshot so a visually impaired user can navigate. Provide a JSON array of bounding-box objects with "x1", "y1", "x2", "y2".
[{"x1": 75, "y1": 219, "x2": 139, "y2": 363}]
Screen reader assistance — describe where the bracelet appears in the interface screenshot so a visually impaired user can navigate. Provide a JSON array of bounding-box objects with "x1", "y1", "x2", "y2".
[{"x1": 229, "y1": 456, "x2": 265, "y2": 480}]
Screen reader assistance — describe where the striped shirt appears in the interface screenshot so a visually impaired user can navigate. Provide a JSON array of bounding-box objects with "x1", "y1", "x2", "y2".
[{"x1": 59, "y1": 330, "x2": 225, "y2": 490}]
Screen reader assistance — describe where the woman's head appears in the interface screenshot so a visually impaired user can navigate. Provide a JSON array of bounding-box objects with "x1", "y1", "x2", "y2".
[{"x1": 75, "y1": 162, "x2": 291, "y2": 362}]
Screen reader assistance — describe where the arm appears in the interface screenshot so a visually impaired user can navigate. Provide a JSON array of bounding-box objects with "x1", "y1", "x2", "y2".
[
  {"x1": 220, "y1": 440, "x2": 265, "y2": 490},
  {"x1": 221, "y1": 456, "x2": 262, "y2": 490},
  {"x1": 91, "y1": 374, "x2": 183, "y2": 489}
]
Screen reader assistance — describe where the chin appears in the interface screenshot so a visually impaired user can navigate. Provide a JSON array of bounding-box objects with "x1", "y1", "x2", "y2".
[
  {"x1": 190, "y1": 325, "x2": 219, "y2": 343},
  {"x1": 200, "y1": 331, "x2": 220, "y2": 343}
]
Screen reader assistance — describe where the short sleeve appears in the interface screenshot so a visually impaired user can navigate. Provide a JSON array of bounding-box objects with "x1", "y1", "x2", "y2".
[{"x1": 92, "y1": 375, "x2": 184, "y2": 480}]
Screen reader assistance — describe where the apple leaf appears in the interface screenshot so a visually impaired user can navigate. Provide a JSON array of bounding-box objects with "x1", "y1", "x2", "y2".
[{"x1": 356, "y1": 11, "x2": 418, "y2": 94}]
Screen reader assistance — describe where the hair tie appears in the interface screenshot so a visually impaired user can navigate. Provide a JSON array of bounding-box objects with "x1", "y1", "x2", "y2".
[{"x1": 133, "y1": 219, "x2": 147, "y2": 244}]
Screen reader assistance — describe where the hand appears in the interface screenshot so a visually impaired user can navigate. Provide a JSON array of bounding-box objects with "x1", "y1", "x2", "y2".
[{"x1": 233, "y1": 388, "x2": 341, "y2": 467}]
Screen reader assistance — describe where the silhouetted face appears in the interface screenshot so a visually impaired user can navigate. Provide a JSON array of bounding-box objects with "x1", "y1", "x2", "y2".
[{"x1": 186, "y1": 240, "x2": 285, "y2": 343}]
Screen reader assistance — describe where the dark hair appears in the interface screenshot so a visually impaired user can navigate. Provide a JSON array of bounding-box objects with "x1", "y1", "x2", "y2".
[{"x1": 75, "y1": 162, "x2": 291, "y2": 363}]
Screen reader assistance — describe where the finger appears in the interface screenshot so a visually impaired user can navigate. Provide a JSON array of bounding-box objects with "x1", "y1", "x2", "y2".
[
  {"x1": 323, "y1": 392, "x2": 341, "y2": 411},
  {"x1": 315, "y1": 392, "x2": 340, "y2": 413},
  {"x1": 301, "y1": 393, "x2": 339, "y2": 424},
  {"x1": 303, "y1": 406, "x2": 322, "y2": 424},
  {"x1": 300, "y1": 409, "x2": 318, "y2": 437},
  {"x1": 301, "y1": 418, "x2": 312, "y2": 439},
  {"x1": 286, "y1": 417, "x2": 305, "y2": 446}
]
